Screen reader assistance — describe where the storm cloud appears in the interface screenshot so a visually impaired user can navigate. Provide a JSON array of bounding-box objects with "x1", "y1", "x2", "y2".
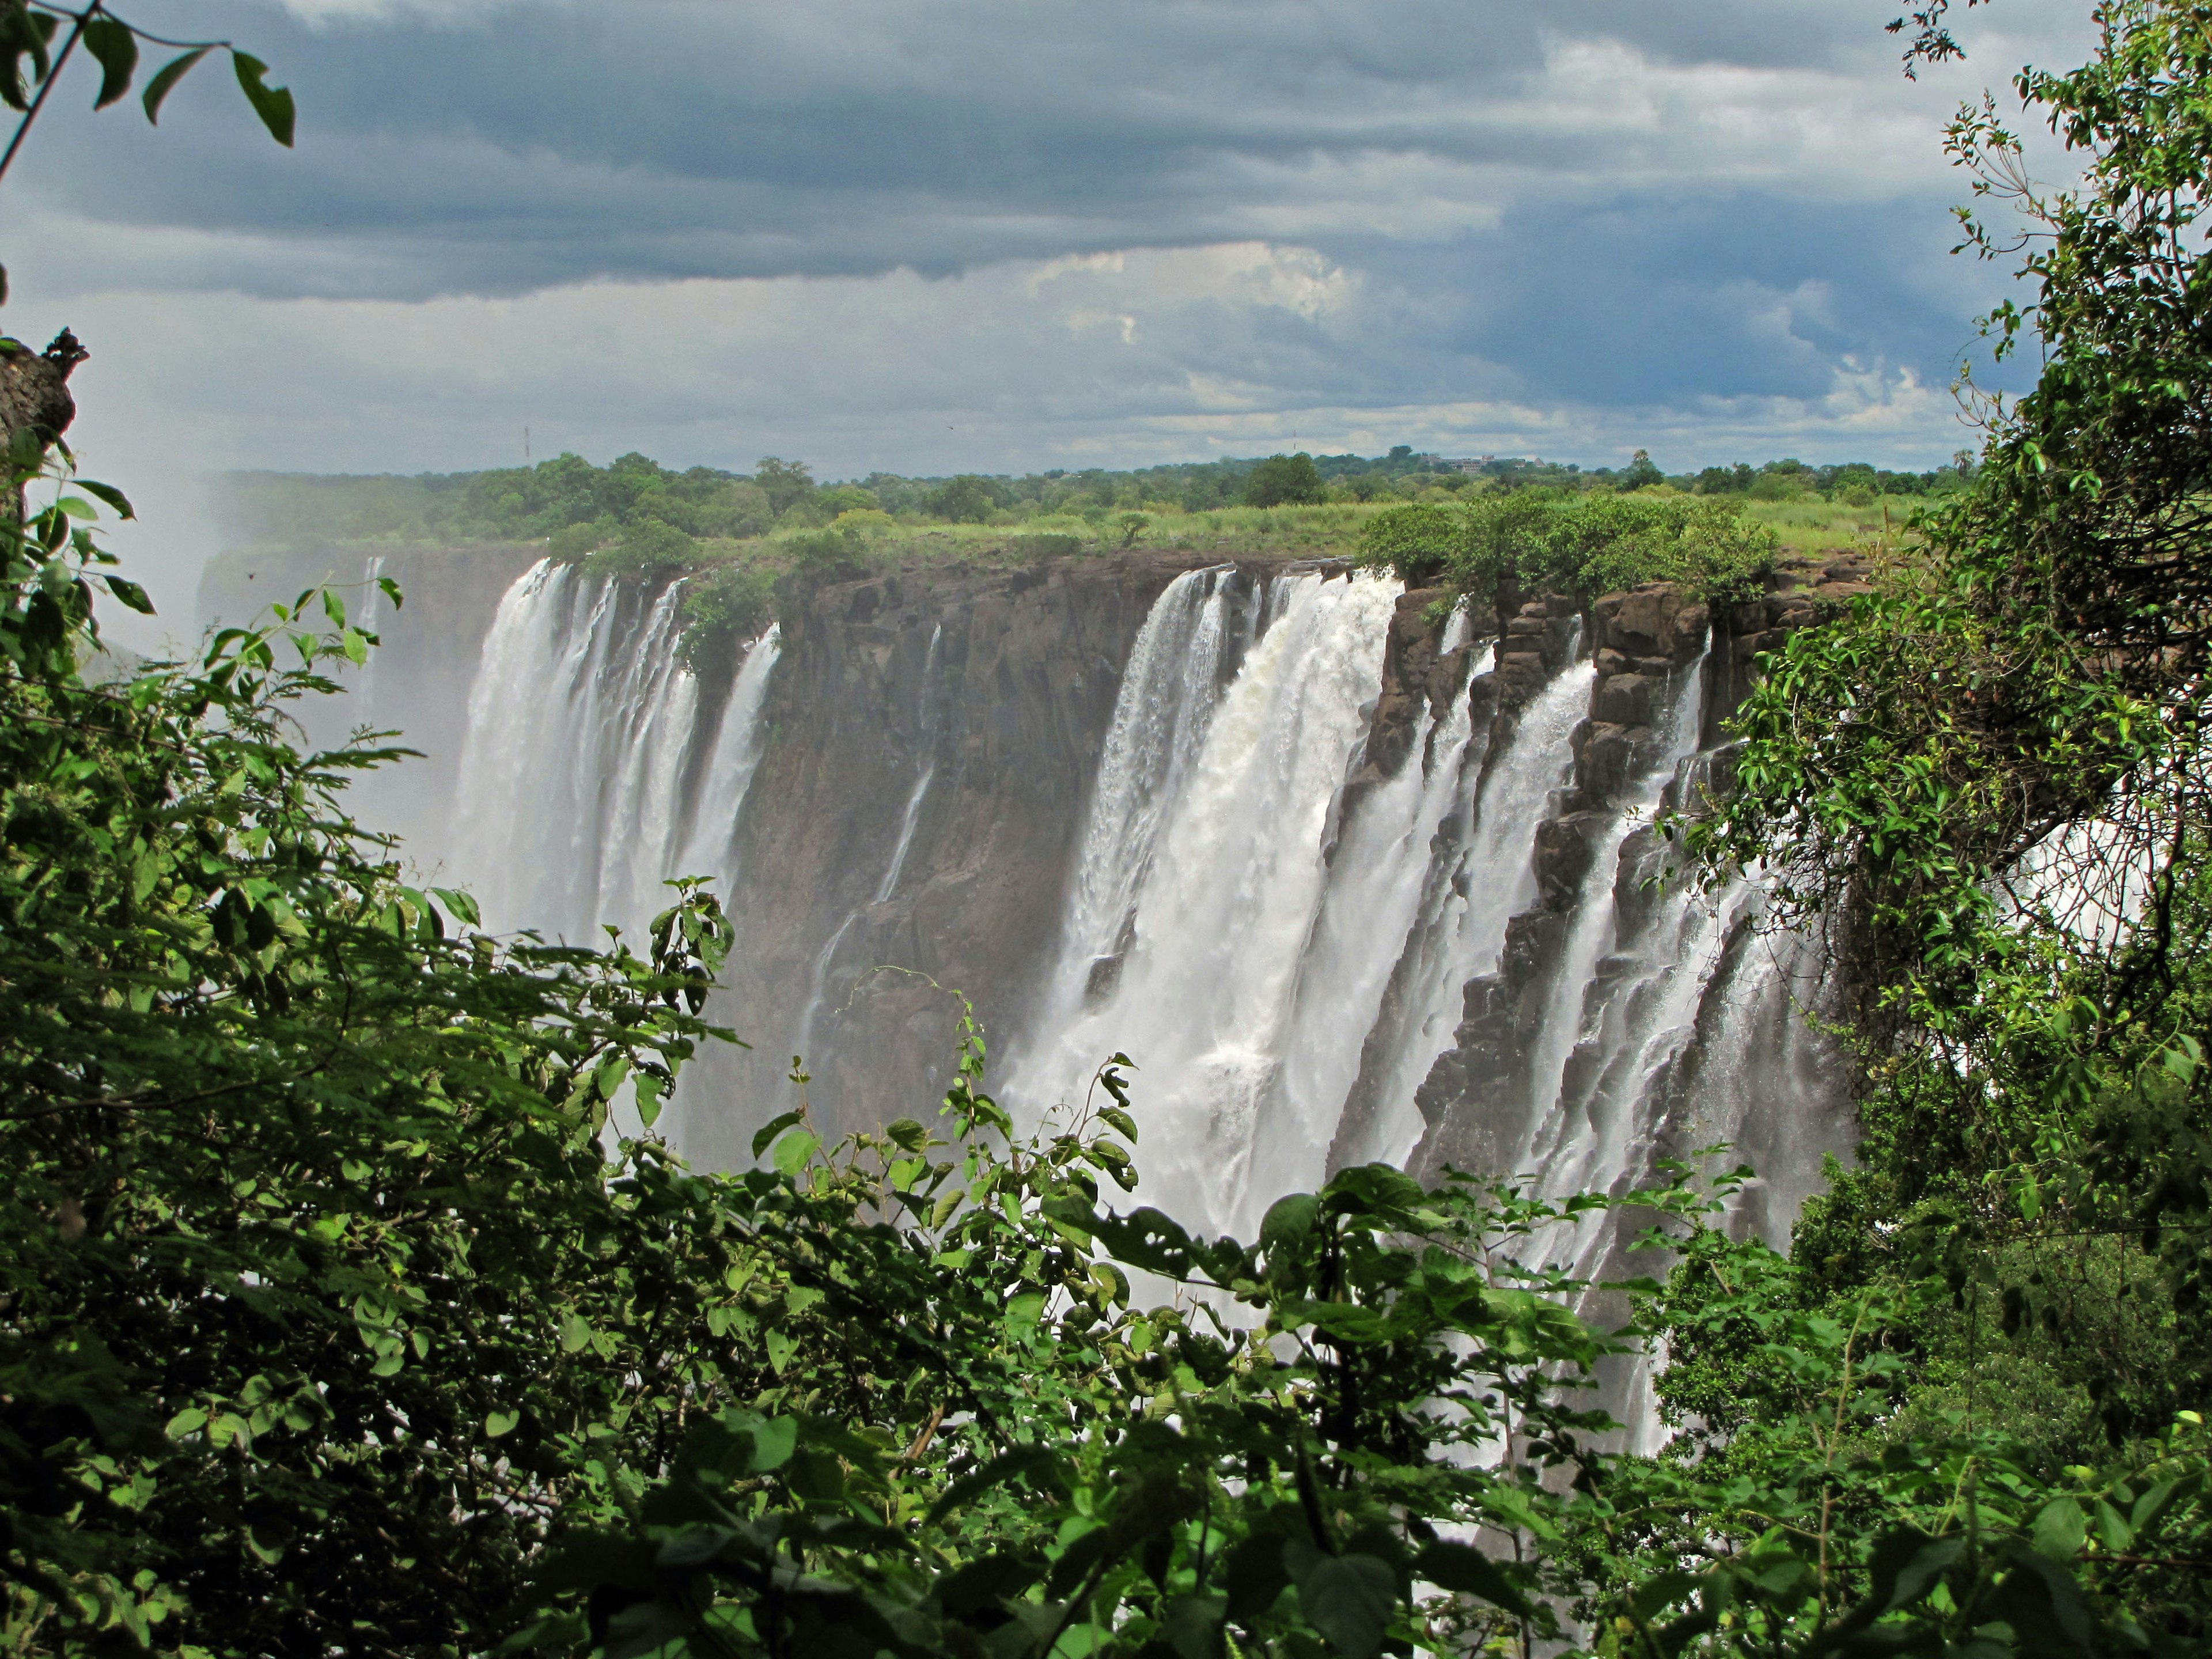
[{"x1": 0, "y1": 0, "x2": 2094, "y2": 596}]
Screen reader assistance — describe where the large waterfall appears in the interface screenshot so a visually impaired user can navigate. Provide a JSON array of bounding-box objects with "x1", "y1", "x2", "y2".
[
  {"x1": 233, "y1": 544, "x2": 1847, "y2": 1283},
  {"x1": 1005, "y1": 568, "x2": 1402, "y2": 1238},
  {"x1": 1005, "y1": 571, "x2": 1844, "y2": 1254}
]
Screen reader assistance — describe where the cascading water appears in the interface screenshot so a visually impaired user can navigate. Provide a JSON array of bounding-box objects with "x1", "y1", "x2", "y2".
[
  {"x1": 404, "y1": 547, "x2": 1850, "y2": 1331},
  {"x1": 1256, "y1": 649, "x2": 1486, "y2": 1207},
  {"x1": 449, "y1": 558, "x2": 781, "y2": 941},
  {"x1": 1517, "y1": 647, "x2": 1710, "y2": 1181},
  {"x1": 1010, "y1": 570, "x2": 1401, "y2": 1238},
  {"x1": 1045, "y1": 567, "x2": 1253, "y2": 1014},
  {"x1": 676, "y1": 623, "x2": 784, "y2": 884},
  {"x1": 795, "y1": 623, "x2": 946, "y2": 1068},
  {"x1": 1332, "y1": 649, "x2": 1594, "y2": 1169}
]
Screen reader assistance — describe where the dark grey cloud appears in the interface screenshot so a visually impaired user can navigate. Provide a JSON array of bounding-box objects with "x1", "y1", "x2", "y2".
[
  {"x1": 0, "y1": 0, "x2": 2087, "y2": 532},
  {"x1": 18, "y1": 0, "x2": 2066, "y2": 298}
]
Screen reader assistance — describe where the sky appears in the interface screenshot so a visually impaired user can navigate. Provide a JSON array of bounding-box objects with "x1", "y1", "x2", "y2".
[{"x1": 0, "y1": 0, "x2": 2092, "y2": 622}]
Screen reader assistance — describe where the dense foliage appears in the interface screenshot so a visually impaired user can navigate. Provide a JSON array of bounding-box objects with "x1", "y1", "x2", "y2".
[
  {"x1": 215, "y1": 445, "x2": 1959, "y2": 559},
  {"x1": 1355, "y1": 490, "x2": 1779, "y2": 607},
  {"x1": 1669, "y1": 0, "x2": 2212, "y2": 1630}
]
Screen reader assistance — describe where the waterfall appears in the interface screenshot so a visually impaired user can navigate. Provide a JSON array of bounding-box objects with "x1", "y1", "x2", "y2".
[
  {"x1": 875, "y1": 623, "x2": 945, "y2": 906},
  {"x1": 1517, "y1": 648, "x2": 1710, "y2": 1176},
  {"x1": 676, "y1": 622, "x2": 783, "y2": 885},
  {"x1": 449, "y1": 558, "x2": 779, "y2": 942},
  {"x1": 1036, "y1": 567, "x2": 1257, "y2": 1028},
  {"x1": 1331, "y1": 652, "x2": 1595, "y2": 1169},
  {"x1": 419, "y1": 550, "x2": 1852, "y2": 1322},
  {"x1": 1011, "y1": 570, "x2": 1400, "y2": 1239},
  {"x1": 1256, "y1": 652, "x2": 1483, "y2": 1207}
]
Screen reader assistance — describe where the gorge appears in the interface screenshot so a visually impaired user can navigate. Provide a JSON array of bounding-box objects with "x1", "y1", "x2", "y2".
[{"x1": 199, "y1": 540, "x2": 1868, "y2": 1257}]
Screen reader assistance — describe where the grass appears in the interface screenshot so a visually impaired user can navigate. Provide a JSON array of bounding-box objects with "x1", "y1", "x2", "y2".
[{"x1": 1741, "y1": 493, "x2": 1929, "y2": 560}]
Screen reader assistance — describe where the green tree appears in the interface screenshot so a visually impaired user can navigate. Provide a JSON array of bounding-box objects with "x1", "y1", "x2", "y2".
[
  {"x1": 1242, "y1": 452, "x2": 1324, "y2": 508},
  {"x1": 752, "y1": 456, "x2": 815, "y2": 517},
  {"x1": 926, "y1": 474, "x2": 998, "y2": 522},
  {"x1": 1618, "y1": 448, "x2": 1665, "y2": 491}
]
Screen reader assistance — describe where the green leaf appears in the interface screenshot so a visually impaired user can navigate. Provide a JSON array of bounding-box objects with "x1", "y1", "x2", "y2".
[
  {"x1": 75, "y1": 478, "x2": 134, "y2": 517},
  {"x1": 752, "y1": 1109, "x2": 802, "y2": 1160},
  {"x1": 2032, "y1": 1497, "x2": 2088, "y2": 1560},
  {"x1": 1161, "y1": 1594, "x2": 1227, "y2": 1659},
  {"x1": 1412, "y1": 1542, "x2": 1531, "y2": 1617},
  {"x1": 559, "y1": 1311, "x2": 592, "y2": 1355},
  {"x1": 230, "y1": 51, "x2": 295, "y2": 146},
  {"x1": 764, "y1": 1328, "x2": 798, "y2": 1374},
  {"x1": 1260, "y1": 1192, "x2": 1319, "y2": 1255},
  {"x1": 772, "y1": 1128, "x2": 819, "y2": 1177},
  {"x1": 142, "y1": 47, "x2": 211, "y2": 125},
  {"x1": 486, "y1": 1408, "x2": 520, "y2": 1438},
  {"x1": 1225, "y1": 1532, "x2": 1291, "y2": 1620},
  {"x1": 1292, "y1": 1550, "x2": 1396, "y2": 1659},
  {"x1": 164, "y1": 1406, "x2": 208, "y2": 1439},
  {"x1": 739, "y1": 1414, "x2": 797, "y2": 1472},
  {"x1": 82, "y1": 16, "x2": 137, "y2": 109},
  {"x1": 1099, "y1": 1105, "x2": 1138, "y2": 1142},
  {"x1": 103, "y1": 574, "x2": 153, "y2": 614}
]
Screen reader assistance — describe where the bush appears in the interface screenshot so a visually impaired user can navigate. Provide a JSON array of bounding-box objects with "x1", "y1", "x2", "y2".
[
  {"x1": 548, "y1": 516, "x2": 615, "y2": 560},
  {"x1": 829, "y1": 508, "x2": 897, "y2": 539},
  {"x1": 1355, "y1": 502, "x2": 1467, "y2": 586},
  {"x1": 678, "y1": 560, "x2": 777, "y2": 672},
  {"x1": 586, "y1": 514, "x2": 699, "y2": 575},
  {"x1": 1357, "y1": 491, "x2": 1775, "y2": 608}
]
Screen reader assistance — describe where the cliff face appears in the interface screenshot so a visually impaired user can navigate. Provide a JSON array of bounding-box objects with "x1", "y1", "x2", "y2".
[{"x1": 681, "y1": 550, "x2": 1303, "y2": 1164}]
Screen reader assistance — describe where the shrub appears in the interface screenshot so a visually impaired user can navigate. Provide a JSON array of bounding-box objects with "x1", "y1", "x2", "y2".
[
  {"x1": 1359, "y1": 491, "x2": 1775, "y2": 608},
  {"x1": 829, "y1": 508, "x2": 897, "y2": 539},
  {"x1": 677, "y1": 560, "x2": 777, "y2": 673},
  {"x1": 586, "y1": 514, "x2": 699, "y2": 575},
  {"x1": 1355, "y1": 502, "x2": 1467, "y2": 586}
]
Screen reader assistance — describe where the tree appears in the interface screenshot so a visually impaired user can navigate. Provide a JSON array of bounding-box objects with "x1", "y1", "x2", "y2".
[
  {"x1": 1242, "y1": 452, "x2": 1324, "y2": 507},
  {"x1": 925, "y1": 473, "x2": 998, "y2": 522},
  {"x1": 1619, "y1": 448, "x2": 1666, "y2": 491},
  {"x1": 752, "y1": 456, "x2": 815, "y2": 517}
]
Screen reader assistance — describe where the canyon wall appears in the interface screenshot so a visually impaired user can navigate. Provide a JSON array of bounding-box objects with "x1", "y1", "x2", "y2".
[{"x1": 200, "y1": 541, "x2": 1869, "y2": 1264}]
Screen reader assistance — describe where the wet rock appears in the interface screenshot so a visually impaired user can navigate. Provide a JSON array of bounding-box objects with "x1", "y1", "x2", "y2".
[{"x1": 1533, "y1": 810, "x2": 1613, "y2": 910}]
